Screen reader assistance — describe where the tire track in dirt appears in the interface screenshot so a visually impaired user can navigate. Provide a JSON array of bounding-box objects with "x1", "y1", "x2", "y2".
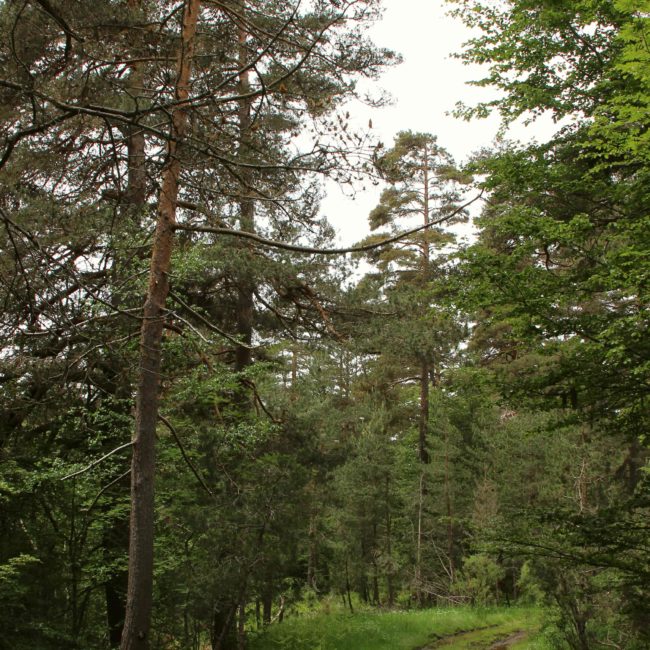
[
  {"x1": 488, "y1": 630, "x2": 528, "y2": 648},
  {"x1": 417, "y1": 625, "x2": 529, "y2": 649}
]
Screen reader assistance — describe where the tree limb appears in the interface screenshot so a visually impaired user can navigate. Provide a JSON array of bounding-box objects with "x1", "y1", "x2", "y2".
[
  {"x1": 158, "y1": 414, "x2": 214, "y2": 498},
  {"x1": 85, "y1": 469, "x2": 131, "y2": 515},
  {"x1": 169, "y1": 290, "x2": 256, "y2": 349},
  {"x1": 174, "y1": 192, "x2": 483, "y2": 255},
  {"x1": 60, "y1": 441, "x2": 134, "y2": 481}
]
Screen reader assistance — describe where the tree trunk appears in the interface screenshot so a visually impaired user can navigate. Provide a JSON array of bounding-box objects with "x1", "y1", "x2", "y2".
[
  {"x1": 444, "y1": 427, "x2": 455, "y2": 583},
  {"x1": 212, "y1": 604, "x2": 238, "y2": 650},
  {"x1": 307, "y1": 515, "x2": 318, "y2": 590},
  {"x1": 106, "y1": 573, "x2": 127, "y2": 648},
  {"x1": 124, "y1": 0, "x2": 147, "y2": 211},
  {"x1": 344, "y1": 558, "x2": 354, "y2": 614},
  {"x1": 418, "y1": 362, "x2": 430, "y2": 464},
  {"x1": 234, "y1": 17, "x2": 255, "y2": 379},
  {"x1": 120, "y1": 2, "x2": 200, "y2": 648},
  {"x1": 126, "y1": 120, "x2": 146, "y2": 208},
  {"x1": 237, "y1": 599, "x2": 246, "y2": 650},
  {"x1": 416, "y1": 361, "x2": 429, "y2": 607},
  {"x1": 385, "y1": 476, "x2": 395, "y2": 607},
  {"x1": 415, "y1": 470, "x2": 424, "y2": 607},
  {"x1": 104, "y1": 500, "x2": 129, "y2": 647},
  {"x1": 418, "y1": 160, "x2": 430, "y2": 465},
  {"x1": 262, "y1": 591, "x2": 272, "y2": 626},
  {"x1": 372, "y1": 562, "x2": 380, "y2": 606},
  {"x1": 107, "y1": 21, "x2": 145, "y2": 642}
]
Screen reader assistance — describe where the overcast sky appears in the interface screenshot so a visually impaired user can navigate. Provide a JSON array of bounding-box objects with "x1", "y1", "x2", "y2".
[{"x1": 322, "y1": 0, "x2": 559, "y2": 245}]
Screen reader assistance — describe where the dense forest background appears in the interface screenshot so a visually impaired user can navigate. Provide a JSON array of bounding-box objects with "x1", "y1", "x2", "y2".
[{"x1": 0, "y1": 1, "x2": 648, "y2": 649}]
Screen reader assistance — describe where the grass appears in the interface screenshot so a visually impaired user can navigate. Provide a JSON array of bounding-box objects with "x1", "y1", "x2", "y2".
[{"x1": 247, "y1": 605, "x2": 547, "y2": 650}]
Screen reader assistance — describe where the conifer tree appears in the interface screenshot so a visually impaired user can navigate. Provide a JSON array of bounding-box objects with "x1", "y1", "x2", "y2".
[{"x1": 362, "y1": 131, "x2": 468, "y2": 602}]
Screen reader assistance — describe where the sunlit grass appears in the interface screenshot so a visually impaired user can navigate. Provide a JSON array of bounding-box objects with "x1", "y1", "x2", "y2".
[{"x1": 247, "y1": 605, "x2": 545, "y2": 650}]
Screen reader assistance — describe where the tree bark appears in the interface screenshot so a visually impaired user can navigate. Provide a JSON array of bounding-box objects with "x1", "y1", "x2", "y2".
[
  {"x1": 415, "y1": 147, "x2": 431, "y2": 606},
  {"x1": 106, "y1": 14, "x2": 146, "y2": 642},
  {"x1": 103, "y1": 480, "x2": 130, "y2": 647},
  {"x1": 444, "y1": 426, "x2": 455, "y2": 583},
  {"x1": 418, "y1": 146, "x2": 431, "y2": 466},
  {"x1": 120, "y1": 2, "x2": 200, "y2": 648},
  {"x1": 234, "y1": 17, "x2": 255, "y2": 378},
  {"x1": 212, "y1": 604, "x2": 238, "y2": 650},
  {"x1": 307, "y1": 515, "x2": 318, "y2": 590},
  {"x1": 237, "y1": 599, "x2": 246, "y2": 650},
  {"x1": 385, "y1": 475, "x2": 395, "y2": 607},
  {"x1": 418, "y1": 361, "x2": 430, "y2": 464},
  {"x1": 262, "y1": 591, "x2": 272, "y2": 626},
  {"x1": 344, "y1": 558, "x2": 354, "y2": 614},
  {"x1": 415, "y1": 470, "x2": 424, "y2": 607}
]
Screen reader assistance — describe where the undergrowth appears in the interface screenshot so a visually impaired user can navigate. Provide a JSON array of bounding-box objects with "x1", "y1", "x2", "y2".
[{"x1": 246, "y1": 604, "x2": 546, "y2": 650}]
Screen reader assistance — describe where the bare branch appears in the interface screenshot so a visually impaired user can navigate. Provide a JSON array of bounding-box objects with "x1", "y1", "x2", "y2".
[
  {"x1": 85, "y1": 469, "x2": 131, "y2": 515},
  {"x1": 241, "y1": 379, "x2": 281, "y2": 424},
  {"x1": 253, "y1": 289, "x2": 297, "y2": 340},
  {"x1": 60, "y1": 441, "x2": 133, "y2": 481},
  {"x1": 158, "y1": 414, "x2": 214, "y2": 498},
  {"x1": 175, "y1": 192, "x2": 483, "y2": 255},
  {"x1": 169, "y1": 290, "x2": 256, "y2": 349},
  {"x1": 0, "y1": 112, "x2": 76, "y2": 170},
  {"x1": 32, "y1": 0, "x2": 84, "y2": 41}
]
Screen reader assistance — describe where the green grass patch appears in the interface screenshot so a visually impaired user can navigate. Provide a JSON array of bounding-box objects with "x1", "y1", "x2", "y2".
[{"x1": 247, "y1": 606, "x2": 545, "y2": 650}]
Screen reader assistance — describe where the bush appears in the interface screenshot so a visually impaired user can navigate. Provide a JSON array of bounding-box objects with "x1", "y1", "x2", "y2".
[{"x1": 455, "y1": 554, "x2": 505, "y2": 606}]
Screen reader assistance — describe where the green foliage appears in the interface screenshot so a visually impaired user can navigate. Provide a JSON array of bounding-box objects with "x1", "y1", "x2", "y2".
[
  {"x1": 446, "y1": 3, "x2": 650, "y2": 646},
  {"x1": 1, "y1": 0, "x2": 648, "y2": 646},
  {"x1": 447, "y1": 0, "x2": 627, "y2": 123},
  {"x1": 248, "y1": 606, "x2": 543, "y2": 650},
  {"x1": 0, "y1": 553, "x2": 40, "y2": 599},
  {"x1": 516, "y1": 562, "x2": 545, "y2": 605},
  {"x1": 455, "y1": 554, "x2": 505, "y2": 606}
]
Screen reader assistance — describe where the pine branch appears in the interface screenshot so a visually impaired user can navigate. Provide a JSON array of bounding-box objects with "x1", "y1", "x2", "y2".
[{"x1": 175, "y1": 192, "x2": 483, "y2": 255}]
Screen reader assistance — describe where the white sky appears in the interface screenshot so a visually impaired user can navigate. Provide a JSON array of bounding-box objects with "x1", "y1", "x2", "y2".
[{"x1": 323, "y1": 0, "x2": 560, "y2": 245}]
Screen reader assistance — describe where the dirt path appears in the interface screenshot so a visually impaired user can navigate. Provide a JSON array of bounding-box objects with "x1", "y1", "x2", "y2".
[
  {"x1": 419, "y1": 625, "x2": 529, "y2": 649},
  {"x1": 488, "y1": 630, "x2": 528, "y2": 648}
]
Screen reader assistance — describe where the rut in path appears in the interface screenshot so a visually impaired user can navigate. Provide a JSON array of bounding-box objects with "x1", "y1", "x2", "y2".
[
  {"x1": 419, "y1": 625, "x2": 529, "y2": 649},
  {"x1": 488, "y1": 630, "x2": 528, "y2": 648}
]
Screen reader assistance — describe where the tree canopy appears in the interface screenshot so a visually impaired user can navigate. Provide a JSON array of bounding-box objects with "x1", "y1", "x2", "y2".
[{"x1": 0, "y1": 1, "x2": 648, "y2": 649}]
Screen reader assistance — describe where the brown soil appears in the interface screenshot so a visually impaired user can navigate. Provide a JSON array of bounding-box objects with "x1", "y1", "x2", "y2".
[
  {"x1": 488, "y1": 630, "x2": 528, "y2": 648},
  {"x1": 419, "y1": 626, "x2": 529, "y2": 649}
]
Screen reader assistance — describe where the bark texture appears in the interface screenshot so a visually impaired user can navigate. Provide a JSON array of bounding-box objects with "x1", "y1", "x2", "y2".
[
  {"x1": 234, "y1": 21, "x2": 255, "y2": 377},
  {"x1": 120, "y1": 2, "x2": 200, "y2": 648}
]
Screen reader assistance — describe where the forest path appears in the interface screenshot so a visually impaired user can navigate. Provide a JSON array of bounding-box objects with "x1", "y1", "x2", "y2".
[
  {"x1": 418, "y1": 623, "x2": 532, "y2": 649},
  {"x1": 487, "y1": 630, "x2": 529, "y2": 648}
]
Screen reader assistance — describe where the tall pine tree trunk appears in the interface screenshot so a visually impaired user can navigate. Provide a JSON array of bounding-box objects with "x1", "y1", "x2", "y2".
[
  {"x1": 234, "y1": 18, "x2": 255, "y2": 377},
  {"x1": 212, "y1": 18, "x2": 257, "y2": 650},
  {"x1": 106, "y1": 15, "x2": 146, "y2": 643},
  {"x1": 415, "y1": 144, "x2": 431, "y2": 606},
  {"x1": 419, "y1": 142, "x2": 431, "y2": 466},
  {"x1": 415, "y1": 470, "x2": 424, "y2": 607},
  {"x1": 444, "y1": 426, "x2": 455, "y2": 583},
  {"x1": 120, "y1": 2, "x2": 200, "y2": 648},
  {"x1": 385, "y1": 475, "x2": 395, "y2": 607},
  {"x1": 418, "y1": 361, "x2": 430, "y2": 464}
]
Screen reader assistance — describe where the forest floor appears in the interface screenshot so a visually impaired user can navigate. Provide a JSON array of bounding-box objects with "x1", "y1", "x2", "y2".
[
  {"x1": 247, "y1": 605, "x2": 548, "y2": 650},
  {"x1": 419, "y1": 620, "x2": 541, "y2": 649}
]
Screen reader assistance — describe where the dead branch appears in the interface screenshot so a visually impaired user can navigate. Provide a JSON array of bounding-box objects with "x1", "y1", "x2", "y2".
[
  {"x1": 60, "y1": 441, "x2": 133, "y2": 481},
  {"x1": 158, "y1": 414, "x2": 214, "y2": 498}
]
